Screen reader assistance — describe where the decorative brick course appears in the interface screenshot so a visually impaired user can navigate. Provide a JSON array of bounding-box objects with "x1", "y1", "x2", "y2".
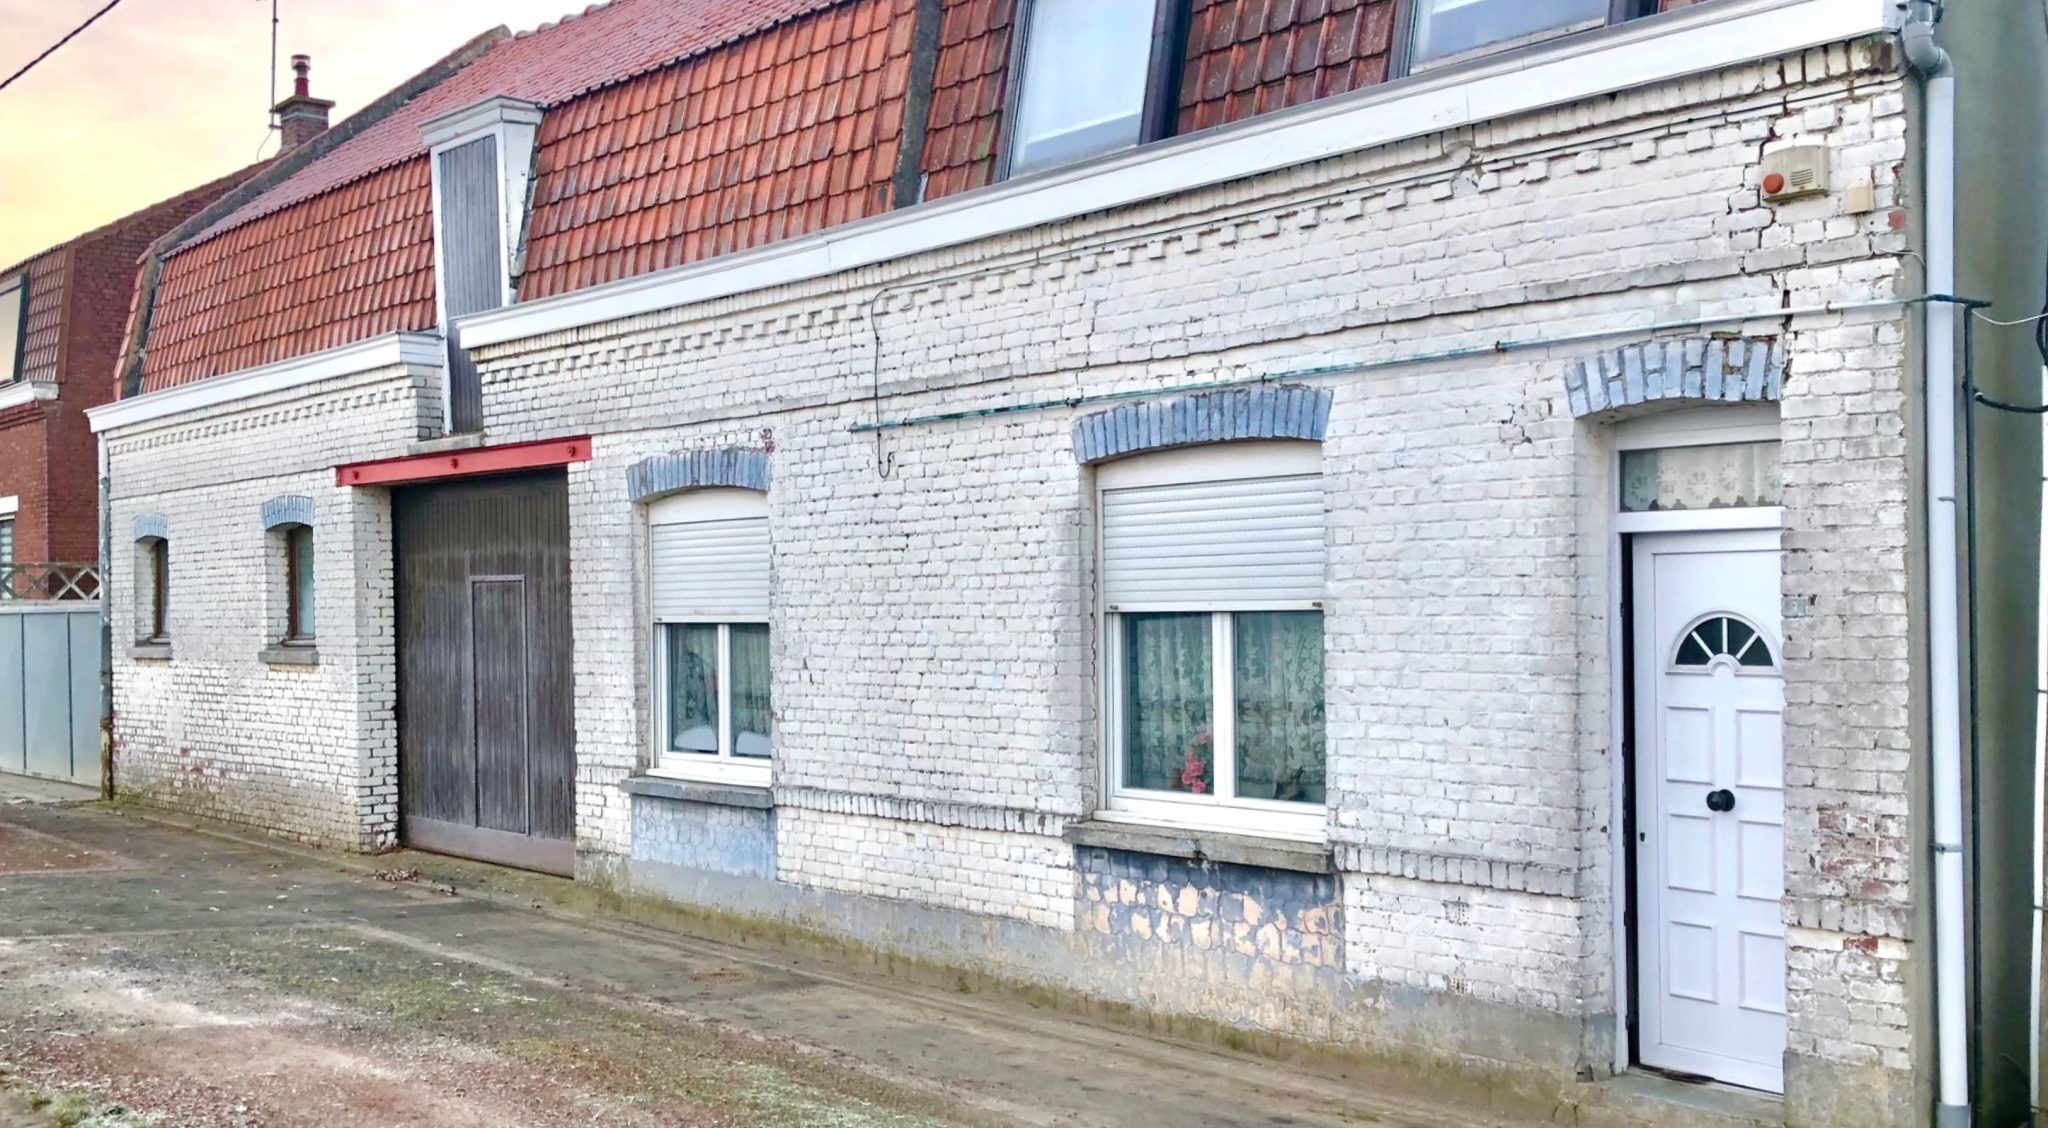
[
  {"x1": 259, "y1": 495, "x2": 316, "y2": 530},
  {"x1": 1563, "y1": 335, "x2": 1784, "y2": 418},
  {"x1": 624, "y1": 448, "x2": 770, "y2": 502},
  {"x1": 1070, "y1": 384, "x2": 1332, "y2": 464}
]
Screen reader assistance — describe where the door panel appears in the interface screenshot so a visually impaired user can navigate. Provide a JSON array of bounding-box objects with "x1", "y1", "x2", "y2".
[
  {"x1": 471, "y1": 577, "x2": 530, "y2": 835},
  {"x1": 1632, "y1": 529, "x2": 1785, "y2": 1093},
  {"x1": 395, "y1": 472, "x2": 573, "y2": 874}
]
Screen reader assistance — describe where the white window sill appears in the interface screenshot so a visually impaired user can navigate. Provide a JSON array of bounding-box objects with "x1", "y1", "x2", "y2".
[
  {"x1": 1067, "y1": 815, "x2": 1332, "y2": 875},
  {"x1": 644, "y1": 760, "x2": 771, "y2": 790},
  {"x1": 129, "y1": 641, "x2": 173, "y2": 661},
  {"x1": 623, "y1": 774, "x2": 772, "y2": 810},
  {"x1": 260, "y1": 643, "x2": 318, "y2": 666}
]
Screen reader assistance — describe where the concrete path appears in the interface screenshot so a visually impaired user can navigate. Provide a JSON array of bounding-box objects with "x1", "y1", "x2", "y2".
[{"x1": 0, "y1": 788, "x2": 1590, "y2": 1128}]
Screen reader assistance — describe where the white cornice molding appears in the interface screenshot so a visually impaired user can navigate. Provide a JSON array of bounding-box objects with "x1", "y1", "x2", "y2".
[
  {"x1": 460, "y1": 0, "x2": 1893, "y2": 351},
  {"x1": 88, "y1": 332, "x2": 443, "y2": 434},
  {"x1": 421, "y1": 95, "x2": 544, "y2": 149},
  {"x1": 0, "y1": 381, "x2": 58, "y2": 413}
]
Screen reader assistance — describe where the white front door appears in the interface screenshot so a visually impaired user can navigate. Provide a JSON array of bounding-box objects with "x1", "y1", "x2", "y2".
[{"x1": 1632, "y1": 529, "x2": 1786, "y2": 1093}]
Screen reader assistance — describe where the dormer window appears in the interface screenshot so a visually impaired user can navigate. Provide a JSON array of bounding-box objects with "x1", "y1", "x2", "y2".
[
  {"x1": 1005, "y1": 0, "x2": 1182, "y2": 176},
  {"x1": 0, "y1": 272, "x2": 25, "y2": 384},
  {"x1": 1408, "y1": 0, "x2": 1631, "y2": 68},
  {"x1": 421, "y1": 97, "x2": 541, "y2": 433}
]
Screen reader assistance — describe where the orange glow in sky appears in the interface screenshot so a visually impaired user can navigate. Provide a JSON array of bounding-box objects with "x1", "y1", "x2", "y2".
[{"x1": 0, "y1": 0, "x2": 593, "y2": 267}]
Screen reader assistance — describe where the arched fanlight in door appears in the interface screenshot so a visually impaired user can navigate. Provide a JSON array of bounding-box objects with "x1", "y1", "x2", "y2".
[{"x1": 1672, "y1": 613, "x2": 1777, "y2": 670}]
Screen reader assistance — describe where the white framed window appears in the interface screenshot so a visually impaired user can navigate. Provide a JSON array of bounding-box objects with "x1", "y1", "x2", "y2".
[
  {"x1": 647, "y1": 488, "x2": 771, "y2": 786},
  {"x1": 1005, "y1": 0, "x2": 1179, "y2": 176},
  {"x1": 1409, "y1": 0, "x2": 1616, "y2": 68},
  {"x1": 135, "y1": 536, "x2": 170, "y2": 643},
  {"x1": 266, "y1": 522, "x2": 316, "y2": 643},
  {"x1": 1097, "y1": 442, "x2": 1327, "y2": 838}
]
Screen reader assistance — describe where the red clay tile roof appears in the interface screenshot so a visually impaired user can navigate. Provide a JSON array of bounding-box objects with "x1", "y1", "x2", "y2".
[
  {"x1": 192, "y1": 0, "x2": 847, "y2": 245},
  {"x1": 16, "y1": 251, "x2": 67, "y2": 387},
  {"x1": 920, "y1": 0, "x2": 1012, "y2": 201},
  {"x1": 521, "y1": 0, "x2": 915, "y2": 299},
  {"x1": 143, "y1": 161, "x2": 438, "y2": 387},
  {"x1": 142, "y1": 0, "x2": 903, "y2": 392},
  {"x1": 139, "y1": 0, "x2": 1408, "y2": 395},
  {"x1": 1178, "y1": 0, "x2": 1396, "y2": 134}
]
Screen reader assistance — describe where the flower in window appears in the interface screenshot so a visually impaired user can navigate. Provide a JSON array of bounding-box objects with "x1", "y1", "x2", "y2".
[{"x1": 1180, "y1": 731, "x2": 1212, "y2": 794}]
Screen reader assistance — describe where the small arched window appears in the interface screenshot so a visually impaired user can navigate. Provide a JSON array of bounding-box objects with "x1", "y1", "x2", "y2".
[
  {"x1": 281, "y1": 524, "x2": 315, "y2": 642},
  {"x1": 136, "y1": 536, "x2": 169, "y2": 643},
  {"x1": 1673, "y1": 614, "x2": 1776, "y2": 670}
]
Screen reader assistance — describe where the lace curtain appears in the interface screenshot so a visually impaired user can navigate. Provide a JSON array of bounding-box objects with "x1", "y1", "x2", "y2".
[
  {"x1": 1121, "y1": 611, "x2": 1324, "y2": 803},
  {"x1": 730, "y1": 623, "x2": 772, "y2": 758}
]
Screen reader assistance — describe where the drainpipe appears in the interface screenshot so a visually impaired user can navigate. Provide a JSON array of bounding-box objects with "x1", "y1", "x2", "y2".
[
  {"x1": 96, "y1": 433, "x2": 112, "y2": 800},
  {"x1": 1903, "y1": 6, "x2": 1970, "y2": 1126}
]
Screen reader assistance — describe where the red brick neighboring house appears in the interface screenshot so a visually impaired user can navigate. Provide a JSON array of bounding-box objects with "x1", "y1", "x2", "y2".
[{"x1": 0, "y1": 167, "x2": 265, "y2": 573}]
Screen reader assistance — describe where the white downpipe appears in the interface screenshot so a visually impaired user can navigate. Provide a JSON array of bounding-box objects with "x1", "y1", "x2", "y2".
[
  {"x1": 1905, "y1": 10, "x2": 1971, "y2": 1125},
  {"x1": 2034, "y1": 409, "x2": 2046, "y2": 1111}
]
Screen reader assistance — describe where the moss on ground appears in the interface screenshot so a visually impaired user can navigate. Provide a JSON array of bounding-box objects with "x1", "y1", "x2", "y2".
[
  {"x1": 138, "y1": 928, "x2": 999, "y2": 1128},
  {"x1": 0, "y1": 1065, "x2": 162, "y2": 1128}
]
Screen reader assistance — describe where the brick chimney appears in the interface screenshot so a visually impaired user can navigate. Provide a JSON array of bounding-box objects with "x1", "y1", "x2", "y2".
[{"x1": 271, "y1": 55, "x2": 336, "y2": 151}]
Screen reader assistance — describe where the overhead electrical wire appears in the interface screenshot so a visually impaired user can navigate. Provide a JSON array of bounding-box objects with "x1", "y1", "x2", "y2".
[{"x1": 0, "y1": 0, "x2": 126, "y2": 95}]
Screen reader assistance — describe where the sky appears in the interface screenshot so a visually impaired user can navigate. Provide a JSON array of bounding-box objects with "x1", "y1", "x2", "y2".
[{"x1": 0, "y1": 0, "x2": 591, "y2": 267}]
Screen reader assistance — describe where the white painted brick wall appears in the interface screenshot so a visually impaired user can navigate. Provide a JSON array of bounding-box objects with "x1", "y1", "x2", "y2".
[
  {"x1": 1347, "y1": 876, "x2": 1584, "y2": 1014},
  {"x1": 105, "y1": 365, "x2": 431, "y2": 849},
  {"x1": 103, "y1": 42, "x2": 1921, "y2": 1092}
]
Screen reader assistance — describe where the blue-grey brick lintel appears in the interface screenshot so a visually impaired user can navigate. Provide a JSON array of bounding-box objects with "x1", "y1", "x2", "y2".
[
  {"x1": 626, "y1": 448, "x2": 770, "y2": 503},
  {"x1": 259, "y1": 495, "x2": 316, "y2": 530},
  {"x1": 1564, "y1": 335, "x2": 1783, "y2": 419},
  {"x1": 1071, "y1": 384, "x2": 1333, "y2": 465},
  {"x1": 131, "y1": 513, "x2": 169, "y2": 541}
]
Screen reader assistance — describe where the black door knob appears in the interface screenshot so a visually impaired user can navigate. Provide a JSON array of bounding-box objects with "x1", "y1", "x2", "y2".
[{"x1": 1706, "y1": 789, "x2": 1736, "y2": 813}]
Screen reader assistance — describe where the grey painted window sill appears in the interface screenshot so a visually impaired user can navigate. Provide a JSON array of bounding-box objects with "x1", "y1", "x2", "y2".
[
  {"x1": 260, "y1": 644, "x2": 319, "y2": 666},
  {"x1": 1065, "y1": 819, "x2": 1332, "y2": 874},
  {"x1": 622, "y1": 775, "x2": 773, "y2": 810},
  {"x1": 129, "y1": 642, "x2": 173, "y2": 661}
]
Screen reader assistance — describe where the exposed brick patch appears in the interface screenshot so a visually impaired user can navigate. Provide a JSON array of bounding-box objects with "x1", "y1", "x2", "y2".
[{"x1": 1077, "y1": 846, "x2": 1344, "y2": 974}]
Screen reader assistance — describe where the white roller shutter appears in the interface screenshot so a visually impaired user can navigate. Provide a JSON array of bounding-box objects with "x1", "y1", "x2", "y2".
[
  {"x1": 1101, "y1": 474, "x2": 1323, "y2": 606},
  {"x1": 651, "y1": 516, "x2": 770, "y2": 620}
]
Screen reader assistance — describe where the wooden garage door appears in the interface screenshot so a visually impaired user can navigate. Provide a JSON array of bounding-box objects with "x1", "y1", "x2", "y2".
[{"x1": 394, "y1": 472, "x2": 574, "y2": 874}]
